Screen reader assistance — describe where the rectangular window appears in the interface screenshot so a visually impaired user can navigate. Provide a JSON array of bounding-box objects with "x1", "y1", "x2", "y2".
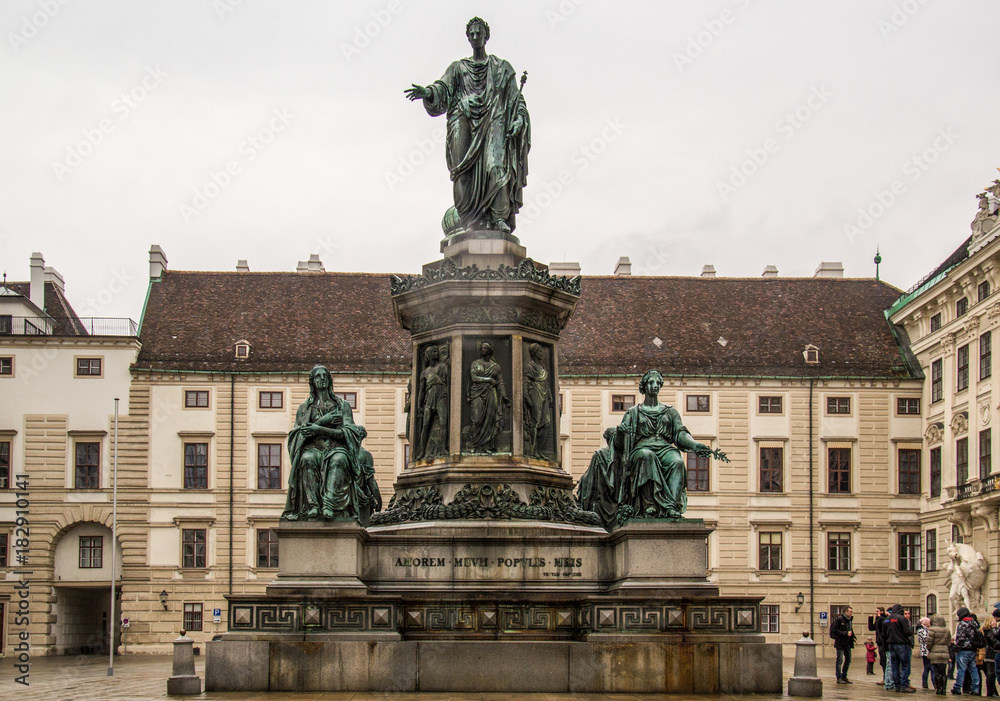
[
  {"x1": 931, "y1": 359, "x2": 943, "y2": 403},
  {"x1": 897, "y1": 397, "x2": 921, "y2": 415},
  {"x1": 957, "y1": 438, "x2": 969, "y2": 485},
  {"x1": 78, "y1": 535, "x2": 103, "y2": 568},
  {"x1": 760, "y1": 604, "x2": 780, "y2": 634},
  {"x1": 828, "y1": 532, "x2": 851, "y2": 571},
  {"x1": 980, "y1": 429, "x2": 992, "y2": 480},
  {"x1": 0, "y1": 533, "x2": 7, "y2": 567},
  {"x1": 930, "y1": 447, "x2": 941, "y2": 498},
  {"x1": 831, "y1": 604, "x2": 849, "y2": 620},
  {"x1": 183, "y1": 603, "x2": 203, "y2": 632},
  {"x1": 759, "y1": 447, "x2": 783, "y2": 492},
  {"x1": 0, "y1": 315, "x2": 10, "y2": 334},
  {"x1": 926, "y1": 528, "x2": 937, "y2": 571},
  {"x1": 828, "y1": 447, "x2": 851, "y2": 494},
  {"x1": 686, "y1": 453, "x2": 709, "y2": 491},
  {"x1": 686, "y1": 395, "x2": 710, "y2": 413},
  {"x1": 0, "y1": 441, "x2": 9, "y2": 489},
  {"x1": 982, "y1": 332, "x2": 992, "y2": 380},
  {"x1": 75, "y1": 357, "x2": 102, "y2": 376},
  {"x1": 181, "y1": 529, "x2": 206, "y2": 568},
  {"x1": 334, "y1": 391, "x2": 358, "y2": 410},
  {"x1": 257, "y1": 528, "x2": 279, "y2": 568},
  {"x1": 980, "y1": 281, "x2": 992, "y2": 302},
  {"x1": 758, "y1": 396, "x2": 783, "y2": 414},
  {"x1": 758, "y1": 532, "x2": 782, "y2": 570},
  {"x1": 957, "y1": 297, "x2": 969, "y2": 317},
  {"x1": 611, "y1": 394, "x2": 635, "y2": 412},
  {"x1": 957, "y1": 344, "x2": 970, "y2": 391},
  {"x1": 257, "y1": 444, "x2": 281, "y2": 490},
  {"x1": 184, "y1": 443, "x2": 208, "y2": 489},
  {"x1": 930, "y1": 313, "x2": 942, "y2": 332},
  {"x1": 904, "y1": 606, "x2": 922, "y2": 620},
  {"x1": 826, "y1": 397, "x2": 850, "y2": 414},
  {"x1": 899, "y1": 533, "x2": 921, "y2": 572},
  {"x1": 0, "y1": 357, "x2": 12, "y2": 376},
  {"x1": 75, "y1": 442, "x2": 100, "y2": 489},
  {"x1": 258, "y1": 391, "x2": 283, "y2": 409},
  {"x1": 184, "y1": 390, "x2": 209, "y2": 408},
  {"x1": 898, "y1": 448, "x2": 921, "y2": 495}
]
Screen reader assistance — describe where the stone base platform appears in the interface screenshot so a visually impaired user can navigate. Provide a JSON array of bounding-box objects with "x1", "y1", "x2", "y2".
[{"x1": 205, "y1": 639, "x2": 782, "y2": 693}]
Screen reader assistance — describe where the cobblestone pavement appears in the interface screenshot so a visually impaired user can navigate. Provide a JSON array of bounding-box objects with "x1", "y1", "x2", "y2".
[{"x1": 0, "y1": 652, "x2": 947, "y2": 699}]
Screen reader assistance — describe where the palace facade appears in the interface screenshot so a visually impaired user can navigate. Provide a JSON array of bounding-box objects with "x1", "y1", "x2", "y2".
[{"x1": 9, "y1": 190, "x2": 1000, "y2": 657}]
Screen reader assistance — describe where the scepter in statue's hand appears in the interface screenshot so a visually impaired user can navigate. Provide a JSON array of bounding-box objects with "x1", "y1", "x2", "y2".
[{"x1": 507, "y1": 71, "x2": 528, "y2": 138}]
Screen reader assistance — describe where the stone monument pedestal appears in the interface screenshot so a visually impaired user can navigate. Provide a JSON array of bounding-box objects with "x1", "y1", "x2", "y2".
[{"x1": 205, "y1": 244, "x2": 782, "y2": 693}]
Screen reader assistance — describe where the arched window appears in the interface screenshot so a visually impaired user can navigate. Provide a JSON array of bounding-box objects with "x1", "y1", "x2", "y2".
[{"x1": 926, "y1": 593, "x2": 937, "y2": 616}]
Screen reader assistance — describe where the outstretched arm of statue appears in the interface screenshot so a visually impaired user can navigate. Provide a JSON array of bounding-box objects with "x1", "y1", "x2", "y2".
[{"x1": 404, "y1": 84, "x2": 430, "y2": 101}]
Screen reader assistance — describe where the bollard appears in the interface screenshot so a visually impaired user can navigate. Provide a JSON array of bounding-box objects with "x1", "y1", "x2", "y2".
[
  {"x1": 166, "y1": 630, "x2": 202, "y2": 695},
  {"x1": 787, "y1": 631, "x2": 823, "y2": 697}
]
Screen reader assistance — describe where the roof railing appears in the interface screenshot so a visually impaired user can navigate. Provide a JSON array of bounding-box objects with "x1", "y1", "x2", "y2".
[{"x1": 0, "y1": 316, "x2": 138, "y2": 337}]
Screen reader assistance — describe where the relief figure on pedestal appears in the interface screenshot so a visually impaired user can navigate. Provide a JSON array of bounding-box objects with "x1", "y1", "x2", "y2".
[
  {"x1": 614, "y1": 369, "x2": 728, "y2": 521},
  {"x1": 523, "y1": 342, "x2": 554, "y2": 460},
  {"x1": 577, "y1": 427, "x2": 618, "y2": 530},
  {"x1": 282, "y1": 365, "x2": 373, "y2": 522},
  {"x1": 415, "y1": 344, "x2": 450, "y2": 460},
  {"x1": 404, "y1": 16, "x2": 530, "y2": 235},
  {"x1": 465, "y1": 341, "x2": 510, "y2": 453}
]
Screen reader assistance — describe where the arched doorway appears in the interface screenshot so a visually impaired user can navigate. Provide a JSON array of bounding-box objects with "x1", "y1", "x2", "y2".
[{"x1": 52, "y1": 522, "x2": 123, "y2": 654}]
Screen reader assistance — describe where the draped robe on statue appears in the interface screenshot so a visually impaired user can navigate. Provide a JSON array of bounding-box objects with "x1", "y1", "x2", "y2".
[
  {"x1": 423, "y1": 55, "x2": 530, "y2": 232},
  {"x1": 577, "y1": 444, "x2": 618, "y2": 530},
  {"x1": 466, "y1": 357, "x2": 507, "y2": 453},
  {"x1": 283, "y1": 394, "x2": 367, "y2": 520},
  {"x1": 614, "y1": 403, "x2": 689, "y2": 519}
]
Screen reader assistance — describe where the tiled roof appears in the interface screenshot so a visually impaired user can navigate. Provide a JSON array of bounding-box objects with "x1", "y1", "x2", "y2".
[
  {"x1": 560, "y1": 276, "x2": 908, "y2": 378},
  {"x1": 6, "y1": 281, "x2": 87, "y2": 335},
  {"x1": 135, "y1": 272, "x2": 411, "y2": 373},
  {"x1": 135, "y1": 271, "x2": 911, "y2": 378}
]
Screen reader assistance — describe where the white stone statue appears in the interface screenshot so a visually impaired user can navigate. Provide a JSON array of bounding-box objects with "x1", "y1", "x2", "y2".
[{"x1": 945, "y1": 542, "x2": 989, "y2": 612}]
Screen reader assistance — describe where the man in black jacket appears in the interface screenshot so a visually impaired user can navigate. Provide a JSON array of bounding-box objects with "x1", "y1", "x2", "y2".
[
  {"x1": 832, "y1": 606, "x2": 858, "y2": 683},
  {"x1": 870, "y1": 607, "x2": 891, "y2": 689},
  {"x1": 884, "y1": 604, "x2": 916, "y2": 692},
  {"x1": 952, "y1": 606, "x2": 983, "y2": 695}
]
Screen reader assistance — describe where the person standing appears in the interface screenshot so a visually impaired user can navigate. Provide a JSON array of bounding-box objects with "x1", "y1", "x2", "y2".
[
  {"x1": 866, "y1": 637, "x2": 878, "y2": 675},
  {"x1": 884, "y1": 604, "x2": 916, "y2": 692},
  {"x1": 919, "y1": 617, "x2": 933, "y2": 688},
  {"x1": 832, "y1": 606, "x2": 858, "y2": 683},
  {"x1": 953, "y1": 606, "x2": 984, "y2": 695},
  {"x1": 927, "y1": 614, "x2": 953, "y2": 695},
  {"x1": 870, "y1": 606, "x2": 893, "y2": 690},
  {"x1": 991, "y1": 610, "x2": 1000, "y2": 697},
  {"x1": 981, "y1": 615, "x2": 998, "y2": 697}
]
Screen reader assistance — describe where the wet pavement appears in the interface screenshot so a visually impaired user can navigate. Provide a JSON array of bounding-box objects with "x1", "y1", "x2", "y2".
[{"x1": 0, "y1": 652, "x2": 947, "y2": 699}]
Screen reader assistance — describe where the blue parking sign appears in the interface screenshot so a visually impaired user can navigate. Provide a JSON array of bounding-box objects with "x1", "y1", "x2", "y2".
[{"x1": 819, "y1": 611, "x2": 828, "y2": 626}]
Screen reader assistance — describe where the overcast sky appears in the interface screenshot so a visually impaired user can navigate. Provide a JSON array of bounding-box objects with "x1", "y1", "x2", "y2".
[{"x1": 2, "y1": 0, "x2": 999, "y2": 320}]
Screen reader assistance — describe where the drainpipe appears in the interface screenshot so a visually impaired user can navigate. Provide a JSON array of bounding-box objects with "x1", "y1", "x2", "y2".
[
  {"x1": 229, "y1": 373, "x2": 235, "y2": 596},
  {"x1": 809, "y1": 377, "x2": 815, "y2": 639}
]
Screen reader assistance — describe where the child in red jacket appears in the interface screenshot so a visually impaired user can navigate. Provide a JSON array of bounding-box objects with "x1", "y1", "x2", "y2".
[{"x1": 866, "y1": 637, "x2": 878, "y2": 675}]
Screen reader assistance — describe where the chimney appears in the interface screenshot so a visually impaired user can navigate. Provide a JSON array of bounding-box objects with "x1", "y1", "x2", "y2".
[
  {"x1": 548, "y1": 261, "x2": 581, "y2": 277},
  {"x1": 149, "y1": 245, "x2": 168, "y2": 279},
  {"x1": 29, "y1": 252, "x2": 45, "y2": 310},
  {"x1": 44, "y1": 266, "x2": 65, "y2": 292},
  {"x1": 614, "y1": 256, "x2": 632, "y2": 277},
  {"x1": 814, "y1": 261, "x2": 844, "y2": 278},
  {"x1": 307, "y1": 254, "x2": 325, "y2": 272},
  {"x1": 236, "y1": 259, "x2": 250, "y2": 272},
  {"x1": 701, "y1": 265, "x2": 716, "y2": 278},
  {"x1": 296, "y1": 261, "x2": 309, "y2": 272},
  {"x1": 762, "y1": 265, "x2": 778, "y2": 278}
]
